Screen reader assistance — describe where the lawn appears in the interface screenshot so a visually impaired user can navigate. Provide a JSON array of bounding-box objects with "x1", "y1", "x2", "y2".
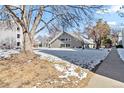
[
  {"x1": 117, "y1": 48, "x2": 124, "y2": 61},
  {"x1": 34, "y1": 48, "x2": 110, "y2": 70},
  {"x1": 0, "y1": 48, "x2": 110, "y2": 87}
]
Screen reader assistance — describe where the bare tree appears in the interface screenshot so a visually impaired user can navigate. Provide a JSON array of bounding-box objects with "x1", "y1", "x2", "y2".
[
  {"x1": 48, "y1": 24, "x2": 62, "y2": 40},
  {"x1": 0, "y1": 5, "x2": 103, "y2": 53},
  {"x1": 86, "y1": 19, "x2": 110, "y2": 49}
]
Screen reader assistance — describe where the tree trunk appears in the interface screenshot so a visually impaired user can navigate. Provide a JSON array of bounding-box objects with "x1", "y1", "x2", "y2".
[
  {"x1": 95, "y1": 40, "x2": 101, "y2": 49},
  {"x1": 22, "y1": 32, "x2": 33, "y2": 53},
  {"x1": 96, "y1": 42, "x2": 100, "y2": 49},
  {"x1": 81, "y1": 41, "x2": 85, "y2": 49}
]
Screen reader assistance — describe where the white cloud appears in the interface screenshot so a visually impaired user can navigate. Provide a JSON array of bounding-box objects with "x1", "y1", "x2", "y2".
[
  {"x1": 107, "y1": 21, "x2": 117, "y2": 25},
  {"x1": 96, "y1": 5, "x2": 122, "y2": 14},
  {"x1": 96, "y1": 9, "x2": 109, "y2": 14},
  {"x1": 110, "y1": 5, "x2": 122, "y2": 12}
]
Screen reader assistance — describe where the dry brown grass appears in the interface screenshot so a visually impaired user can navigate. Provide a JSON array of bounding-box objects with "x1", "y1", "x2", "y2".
[{"x1": 0, "y1": 53, "x2": 93, "y2": 88}]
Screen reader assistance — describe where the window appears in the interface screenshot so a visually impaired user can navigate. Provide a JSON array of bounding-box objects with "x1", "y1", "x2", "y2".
[
  {"x1": 17, "y1": 42, "x2": 20, "y2": 46},
  {"x1": 60, "y1": 44, "x2": 65, "y2": 48},
  {"x1": 3, "y1": 43, "x2": 6, "y2": 46},
  {"x1": 66, "y1": 44, "x2": 70, "y2": 47},
  {"x1": 66, "y1": 38, "x2": 68, "y2": 41},
  {"x1": 17, "y1": 34, "x2": 20, "y2": 38},
  {"x1": 17, "y1": 27, "x2": 20, "y2": 31},
  {"x1": 60, "y1": 39, "x2": 65, "y2": 41}
]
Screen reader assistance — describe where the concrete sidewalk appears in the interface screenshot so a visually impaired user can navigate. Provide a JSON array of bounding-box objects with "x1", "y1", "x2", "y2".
[
  {"x1": 86, "y1": 73, "x2": 124, "y2": 88},
  {"x1": 95, "y1": 47, "x2": 124, "y2": 83},
  {"x1": 86, "y1": 48, "x2": 124, "y2": 88}
]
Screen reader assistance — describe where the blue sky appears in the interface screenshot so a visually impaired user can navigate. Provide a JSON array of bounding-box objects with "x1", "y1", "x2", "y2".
[
  {"x1": 95, "y1": 5, "x2": 124, "y2": 25},
  {"x1": 0, "y1": 5, "x2": 124, "y2": 37},
  {"x1": 38, "y1": 5, "x2": 124, "y2": 37}
]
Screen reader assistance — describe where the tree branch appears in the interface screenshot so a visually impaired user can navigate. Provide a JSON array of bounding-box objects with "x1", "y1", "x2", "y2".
[
  {"x1": 5, "y1": 5, "x2": 27, "y2": 33},
  {"x1": 30, "y1": 6, "x2": 44, "y2": 35}
]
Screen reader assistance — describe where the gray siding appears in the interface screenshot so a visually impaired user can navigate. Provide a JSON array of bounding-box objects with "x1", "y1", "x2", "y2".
[
  {"x1": 50, "y1": 32, "x2": 82, "y2": 48},
  {"x1": 50, "y1": 39, "x2": 62, "y2": 48}
]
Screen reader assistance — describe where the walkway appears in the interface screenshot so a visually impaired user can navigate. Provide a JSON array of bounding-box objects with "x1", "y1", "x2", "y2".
[
  {"x1": 95, "y1": 47, "x2": 124, "y2": 83},
  {"x1": 86, "y1": 74, "x2": 124, "y2": 88}
]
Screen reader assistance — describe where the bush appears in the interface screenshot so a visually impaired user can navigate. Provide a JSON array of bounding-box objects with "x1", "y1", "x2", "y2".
[
  {"x1": 102, "y1": 38, "x2": 112, "y2": 48},
  {"x1": 116, "y1": 45, "x2": 123, "y2": 48}
]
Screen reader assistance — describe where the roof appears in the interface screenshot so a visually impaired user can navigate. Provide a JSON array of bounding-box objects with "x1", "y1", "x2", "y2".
[
  {"x1": 81, "y1": 36, "x2": 94, "y2": 44},
  {"x1": 68, "y1": 32, "x2": 94, "y2": 44},
  {"x1": 49, "y1": 31, "x2": 94, "y2": 44},
  {"x1": 49, "y1": 31, "x2": 64, "y2": 44}
]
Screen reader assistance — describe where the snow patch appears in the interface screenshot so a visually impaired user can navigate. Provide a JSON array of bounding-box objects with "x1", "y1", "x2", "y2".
[
  {"x1": 54, "y1": 63, "x2": 87, "y2": 80},
  {"x1": 0, "y1": 49, "x2": 20, "y2": 59},
  {"x1": 117, "y1": 49, "x2": 124, "y2": 61},
  {"x1": 34, "y1": 48, "x2": 109, "y2": 70}
]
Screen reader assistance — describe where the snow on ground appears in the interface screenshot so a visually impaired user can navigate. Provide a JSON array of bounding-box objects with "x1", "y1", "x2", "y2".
[
  {"x1": 34, "y1": 48, "x2": 110, "y2": 80},
  {"x1": 0, "y1": 49, "x2": 20, "y2": 59},
  {"x1": 54, "y1": 63, "x2": 87, "y2": 80},
  {"x1": 0, "y1": 48, "x2": 109, "y2": 81},
  {"x1": 117, "y1": 48, "x2": 124, "y2": 61},
  {"x1": 34, "y1": 48, "x2": 110, "y2": 70}
]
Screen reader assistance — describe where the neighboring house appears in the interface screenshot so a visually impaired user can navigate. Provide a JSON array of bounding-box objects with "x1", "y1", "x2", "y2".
[
  {"x1": 33, "y1": 38, "x2": 42, "y2": 48},
  {"x1": 34, "y1": 35, "x2": 51, "y2": 48},
  {"x1": 118, "y1": 31, "x2": 122, "y2": 45},
  {"x1": 117, "y1": 30, "x2": 124, "y2": 47},
  {"x1": 49, "y1": 31, "x2": 95, "y2": 48},
  {"x1": 0, "y1": 20, "x2": 23, "y2": 49},
  {"x1": 111, "y1": 25, "x2": 124, "y2": 46},
  {"x1": 122, "y1": 30, "x2": 124, "y2": 47}
]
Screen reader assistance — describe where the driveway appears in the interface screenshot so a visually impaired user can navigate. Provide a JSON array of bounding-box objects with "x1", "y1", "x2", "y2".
[{"x1": 95, "y1": 47, "x2": 124, "y2": 83}]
